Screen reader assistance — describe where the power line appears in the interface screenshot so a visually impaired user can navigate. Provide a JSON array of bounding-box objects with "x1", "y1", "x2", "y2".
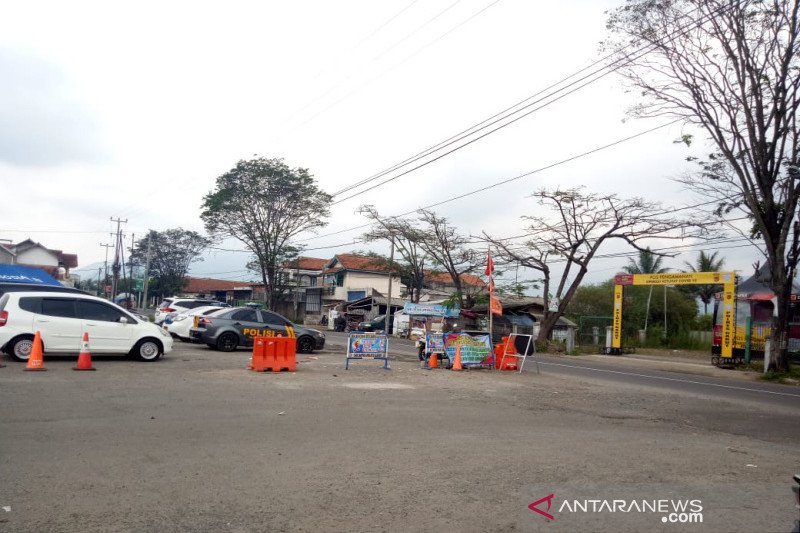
[
  {"x1": 297, "y1": 117, "x2": 683, "y2": 244},
  {"x1": 281, "y1": 0, "x2": 423, "y2": 125},
  {"x1": 295, "y1": 0, "x2": 503, "y2": 129},
  {"x1": 326, "y1": 1, "x2": 727, "y2": 202}
]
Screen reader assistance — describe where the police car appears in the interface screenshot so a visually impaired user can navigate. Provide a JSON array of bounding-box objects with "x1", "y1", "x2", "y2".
[{"x1": 189, "y1": 306, "x2": 325, "y2": 353}]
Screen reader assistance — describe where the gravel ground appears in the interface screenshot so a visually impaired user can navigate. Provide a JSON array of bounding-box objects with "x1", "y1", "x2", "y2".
[{"x1": 0, "y1": 342, "x2": 798, "y2": 532}]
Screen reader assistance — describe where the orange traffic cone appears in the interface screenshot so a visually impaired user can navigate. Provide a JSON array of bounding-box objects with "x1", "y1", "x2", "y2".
[
  {"x1": 452, "y1": 345, "x2": 463, "y2": 371},
  {"x1": 74, "y1": 332, "x2": 96, "y2": 371},
  {"x1": 428, "y1": 351, "x2": 438, "y2": 369},
  {"x1": 25, "y1": 331, "x2": 46, "y2": 371}
]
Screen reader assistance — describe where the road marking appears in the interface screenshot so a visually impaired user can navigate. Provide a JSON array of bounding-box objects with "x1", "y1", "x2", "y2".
[{"x1": 538, "y1": 361, "x2": 800, "y2": 398}]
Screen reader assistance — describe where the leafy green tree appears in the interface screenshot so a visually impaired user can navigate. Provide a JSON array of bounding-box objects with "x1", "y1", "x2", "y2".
[
  {"x1": 130, "y1": 229, "x2": 211, "y2": 298},
  {"x1": 200, "y1": 157, "x2": 331, "y2": 310},
  {"x1": 605, "y1": 0, "x2": 800, "y2": 370},
  {"x1": 683, "y1": 251, "x2": 726, "y2": 315},
  {"x1": 622, "y1": 248, "x2": 667, "y2": 276},
  {"x1": 623, "y1": 248, "x2": 670, "y2": 337},
  {"x1": 565, "y1": 279, "x2": 615, "y2": 320},
  {"x1": 566, "y1": 279, "x2": 698, "y2": 346}
]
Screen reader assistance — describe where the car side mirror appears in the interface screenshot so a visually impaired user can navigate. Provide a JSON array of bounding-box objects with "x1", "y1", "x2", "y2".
[{"x1": 119, "y1": 317, "x2": 129, "y2": 324}]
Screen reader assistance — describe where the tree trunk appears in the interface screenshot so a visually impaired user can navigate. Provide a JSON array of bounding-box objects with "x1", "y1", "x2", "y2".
[
  {"x1": 536, "y1": 312, "x2": 559, "y2": 344},
  {"x1": 260, "y1": 268, "x2": 270, "y2": 309},
  {"x1": 771, "y1": 285, "x2": 791, "y2": 372},
  {"x1": 644, "y1": 286, "x2": 653, "y2": 335}
]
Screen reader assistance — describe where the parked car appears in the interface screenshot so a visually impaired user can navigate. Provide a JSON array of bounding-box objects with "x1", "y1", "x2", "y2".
[
  {"x1": 0, "y1": 291, "x2": 173, "y2": 362},
  {"x1": 189, "y1": 307, "x2": 325, "y2": 353},
  {"x1": 357, "y1": 314, "x2": 393, "y2": 334},
  {"x1": 164, "y1": 305, "x2": 226, "y2": 342},
  {"x1": 154, "y1": 297, "x2": 229, "y2": 325}
]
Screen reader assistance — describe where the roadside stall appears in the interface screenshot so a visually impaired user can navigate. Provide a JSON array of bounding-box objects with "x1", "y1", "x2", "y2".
[{"x1": 403, "y1": 302, "x2": 460, "y2": 360}]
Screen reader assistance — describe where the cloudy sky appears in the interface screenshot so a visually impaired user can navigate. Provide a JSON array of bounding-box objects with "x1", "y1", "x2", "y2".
[{"x1": 0, "y1": 0, "x2": 761, "y2": 289}]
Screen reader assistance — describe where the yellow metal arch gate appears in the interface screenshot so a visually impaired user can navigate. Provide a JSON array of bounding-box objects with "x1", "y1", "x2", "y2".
[{"x1": 610, "y1": 271, "x2": 736, "y2": 358}]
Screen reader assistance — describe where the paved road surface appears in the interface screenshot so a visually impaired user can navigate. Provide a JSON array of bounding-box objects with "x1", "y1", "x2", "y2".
[{"x1": 326, "y1": 331, "x2": 800, "y2": 409}]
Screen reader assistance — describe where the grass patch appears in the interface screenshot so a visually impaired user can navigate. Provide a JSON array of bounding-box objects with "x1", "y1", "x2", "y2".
[{"x1": 752, "y1": 363, "x2": 800, "y2": 383}]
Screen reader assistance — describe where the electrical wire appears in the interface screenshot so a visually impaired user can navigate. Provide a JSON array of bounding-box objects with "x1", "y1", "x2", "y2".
[
  {"x1": 326, "y1": 1, "x2": 732, "y2": 202},
  {"x1": 297, "y1": 118, "x2": 684, "y2": 244}
]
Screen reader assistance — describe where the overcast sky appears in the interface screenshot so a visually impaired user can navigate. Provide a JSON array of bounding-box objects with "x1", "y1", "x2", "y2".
[{"x1": 0, "y1": 0, "x2": 763, "y2": 290}]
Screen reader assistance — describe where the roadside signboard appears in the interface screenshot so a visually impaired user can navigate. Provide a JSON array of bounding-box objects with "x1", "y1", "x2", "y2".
[
  {"x1": 443, "y1": 333, "x2": 493, "y2": 366},
  {"x1": 403, "y1": 302, "x2": 460, "y2": 317},
  {"x1": 612, "y1": 284, "x2": 623, "y2": 350},
  {"x1": 345, "y1": 333, "x2": 390, "y2": 369},
  {"x1": 611, "y1": 271, "x2": 736, "y2": 359},
  {"x1": 424, "y1": 333, "x2": 445, "y2": 355}
]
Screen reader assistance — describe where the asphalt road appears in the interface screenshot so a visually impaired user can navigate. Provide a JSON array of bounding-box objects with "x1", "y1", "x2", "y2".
[
  {"x1": 326, "y1": 331, "x2": 800, "y2": 409},
  {"x1": 532, "y1": 356, "x2": 800, "y2": 409},
  {"x1": 1, "y1": 336, "x2": 798, "y2": 532}
]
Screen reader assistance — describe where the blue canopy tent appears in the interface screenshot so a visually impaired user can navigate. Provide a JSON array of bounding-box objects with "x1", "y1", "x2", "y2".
[
  {"x1": 0, "y1": 264, "x2": 81, "y2": 296},
  {"x1": 0, "y1": 264, "x2": 63, "y2": 286}
]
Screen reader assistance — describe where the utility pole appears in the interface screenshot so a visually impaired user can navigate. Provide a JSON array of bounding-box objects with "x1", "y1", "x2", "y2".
[
  {"x1": 384, "y1": 238, "x2": 395, "y2": 335},
  {"x1": 293, "y1": 258, "x2": 301, "y2": 321},
  {"x1": 142, "y1": 233, "x2": 152, "y2": 310},
  {"x1": 110, "y1": 216, "x2": 127, "y2": 300},
  {"x1": 100, "y1": 242, "x2": 114, "y2": 298},
  {"x1": 96, "y1": 267, "x2": 102, "y2": 296}
]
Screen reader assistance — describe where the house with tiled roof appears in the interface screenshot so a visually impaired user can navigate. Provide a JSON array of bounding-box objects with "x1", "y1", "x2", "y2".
[
  {"x1": 423, "y1": 271, "x2": 486, "y2": 295},
  {"x1": 281, "y1": 256, "x2": 327, "y2": 287},
  {"x1": 0, "y1": 242, "x2": 16, "y2": 264},
  {"x1": 319, "y1": 253, "x2": 405, "y2": 304},
  {"x1": 182, "y1": 277, "x2": 254, "y2": 303},
  {"x1": 0, "y1": 238, "x2": 79, "y2": 286}
]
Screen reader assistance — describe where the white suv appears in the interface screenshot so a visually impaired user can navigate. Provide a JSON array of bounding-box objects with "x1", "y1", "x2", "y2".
[
  {"x1": 0, "y1": 291, "x2": 173, "y2": 362},
  {"x1": 154, "y1": 297, "x2": 229, "y2": 325}
]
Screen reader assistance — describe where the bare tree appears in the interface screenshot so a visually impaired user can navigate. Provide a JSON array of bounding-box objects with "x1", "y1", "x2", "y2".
[
  {"x1": 359, "y1": 206, "x2": 427, "y2": 303},
  {"x1": 485, "y1": 188, "x2": 690, "y2": 343},
  {"x1": 605, "y1": 0, "x2": 800, "y2": 371},
  {"x1": 417, "y1": 210, "x2": 480, "y2": 307}
]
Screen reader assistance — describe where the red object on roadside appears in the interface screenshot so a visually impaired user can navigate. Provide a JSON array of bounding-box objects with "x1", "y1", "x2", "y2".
[
  {"x1": 74, "y1": 332, "x2": 96, "y2": 371},
  {"x1": 251, "y1": 336, "x2": 296, "y2": 372}
]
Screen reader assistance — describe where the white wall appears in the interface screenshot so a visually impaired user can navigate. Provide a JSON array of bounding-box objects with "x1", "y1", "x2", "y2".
[
  {"x1": 16, "y1": 246, "x2": 58, "y2": 266},
  {"x1": 0, "y1": 248, "x2": 15, "y2": 264},
  {"x1": 339, "y1": 271, "x2": 405, "y2": 299}
]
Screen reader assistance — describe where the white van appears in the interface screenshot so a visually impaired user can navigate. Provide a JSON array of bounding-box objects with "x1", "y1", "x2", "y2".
[{"x1": 0, "y1": 291, "x2": 173, "y2": 362}]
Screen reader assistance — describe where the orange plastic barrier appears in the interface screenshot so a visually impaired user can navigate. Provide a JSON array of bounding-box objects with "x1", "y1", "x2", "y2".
[
  {"x1": 494, "y1": 337, "x2": 519, "y2": 371},
  {"x1": 251, "y1": 336, "x2": 297, "y2": 372}
]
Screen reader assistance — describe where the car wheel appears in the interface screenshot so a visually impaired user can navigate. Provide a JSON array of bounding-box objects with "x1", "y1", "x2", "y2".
[
  {"x1": 216, "y1": 332, "x2": 239, "y2": 352},
  {"x1": 133, "y1": 338, "x2": 162, "y2": 361},
  {"x1": 297, "y1": 336, "x2": 315, "y2": 354},
  {"x1": 9, "y1": 335, "x2": 35, "y2": 362}
]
